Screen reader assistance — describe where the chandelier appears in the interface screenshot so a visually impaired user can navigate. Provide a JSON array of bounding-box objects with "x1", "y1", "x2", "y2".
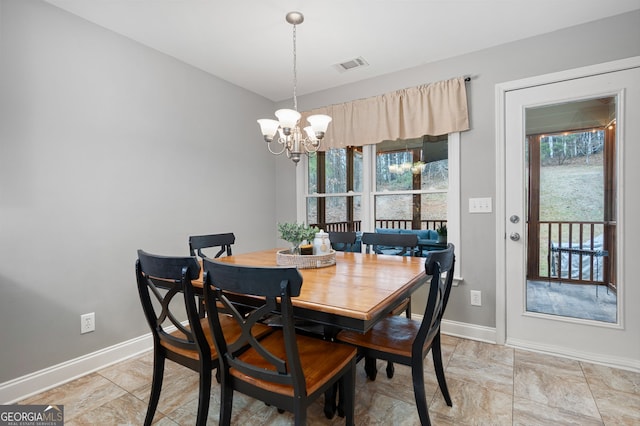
[{"x1": 257, "y1": 12, "x2": 332, "y2": 164}]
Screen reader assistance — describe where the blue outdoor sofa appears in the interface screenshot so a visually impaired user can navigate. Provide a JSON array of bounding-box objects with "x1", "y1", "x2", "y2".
[{"x1": 333, "y1": 228, "x2": 446, "y2": 256}]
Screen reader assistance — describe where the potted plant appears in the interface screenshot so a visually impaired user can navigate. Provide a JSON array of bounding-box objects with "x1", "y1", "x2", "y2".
[
  {"x1": 278, "y1": 222, "x2": 319, "y2": 255},
  {"x1": 436, "y1": 224, "x2": 447, "y2": 243}
]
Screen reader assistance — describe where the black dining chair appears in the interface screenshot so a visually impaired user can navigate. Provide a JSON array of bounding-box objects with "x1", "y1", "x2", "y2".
[
  {"x1": 188, "y1": 232, "x2": 235, "y2": 259},
  {"x1": 202, "y1": 258, "x2": 357, "y2": 425},
  {"x1": 188, "y1": 232, "x2": 235, "y2": 315},
  {"x1": 361, "y1": 232, "x2": 418, "y2": 257},
  {"x1": 361, "y1": 231, "x2": 419, "y2": 375},
  {"x1": 337, "y1": 244, "x2": 456, "y2": 426},
  {"x1": 328, "y1": 231, "x2": 357, "y2": 252},
  {"x1": 135, "y1": 250, "x2": 270, "y2": 426},
  {"x1": 361, "y1": 231, "x2": 419, "y2": 316}
]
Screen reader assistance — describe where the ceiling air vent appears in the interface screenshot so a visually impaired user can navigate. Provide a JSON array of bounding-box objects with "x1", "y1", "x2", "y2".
[{"x1": 335, "y1": 56, "x2": 369, "y2": 73}]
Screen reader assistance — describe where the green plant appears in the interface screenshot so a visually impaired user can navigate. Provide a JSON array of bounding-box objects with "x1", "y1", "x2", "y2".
[
  {"x1": 278, "y1": 222, "x2": 319, "y2": 246},
  {"x1": 436, "y1": 224, "x2": 447, "y2": 236}
]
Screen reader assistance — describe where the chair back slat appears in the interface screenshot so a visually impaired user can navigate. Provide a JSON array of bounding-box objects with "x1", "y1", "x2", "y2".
[
  {"x1": 189, "y1": 232, "x2": 235, "y2": 258},
  {"x1": 361, "y1": 232, "x2": 418, "y2": 256},
  {"x1": 202, "y1": 259, "x2": 306, "y2": 394},
  {"x1": 414, "y1": 244, "x2": 455, "y2": 357},
  {"x1": 328, "y1": 231, "x2": 357, "y2": 252}
]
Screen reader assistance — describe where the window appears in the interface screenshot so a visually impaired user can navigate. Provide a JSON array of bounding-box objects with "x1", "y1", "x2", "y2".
[
  {"x1": 305, "y1": 147, "x2": 363, "y2": 231},
  {"x1": 374, "y1": 136, "x2": 448, "y2": 230},
  {"x1": 298, "y1": 133, "x2": 460, "y2": 261}
]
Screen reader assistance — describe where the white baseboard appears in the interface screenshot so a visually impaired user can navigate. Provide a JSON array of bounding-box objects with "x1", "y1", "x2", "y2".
[
  {"x1": 438, "y1": 319, "x2": 639, "y2": 372},
  {"x1": 0, "y1": 333, "x2": 154, "y2": 404},
  {"x1": 506, "y1": 337, "x2": 640, "y2": 373},
  {"x1": 410, "y1": 315, "x2": 498, "y2": 344},
  {"x1": 440, "y1": 319, "x2": 497, "y2": 343}
]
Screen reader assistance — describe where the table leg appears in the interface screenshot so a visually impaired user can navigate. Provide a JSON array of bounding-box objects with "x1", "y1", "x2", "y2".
[{"x1": 323, "y1": 383, "x2": 337, "y2": 419}]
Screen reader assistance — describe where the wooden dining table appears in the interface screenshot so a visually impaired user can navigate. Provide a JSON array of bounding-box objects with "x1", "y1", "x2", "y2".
[
  {"x1": 195, "y1": 248, "x2": 429, "y2": 418},
  {"x1": 209, "y1": 248, "x2": 428, "y2": 335}
]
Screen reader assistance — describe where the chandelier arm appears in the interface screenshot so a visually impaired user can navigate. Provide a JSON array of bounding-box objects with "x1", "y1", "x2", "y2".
[
  {"x1": 266, "y1": 139, "x2": 288, "y2": 156},
  {"x1": 302, "y1": 140, "x2": 320, "y2": 153}
]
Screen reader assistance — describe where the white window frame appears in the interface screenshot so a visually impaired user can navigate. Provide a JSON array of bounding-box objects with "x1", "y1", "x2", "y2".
[{"x1": 296, "y1": 132, "x2": 461, "y2": 280}]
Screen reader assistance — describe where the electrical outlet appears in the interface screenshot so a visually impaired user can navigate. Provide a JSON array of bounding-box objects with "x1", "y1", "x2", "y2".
[
  {"x1": 470, "y1": 290, "x2": 482, "y2": 306},
  {"x1": 81, "y1": 312, "x2": 95, "y2": 334}
]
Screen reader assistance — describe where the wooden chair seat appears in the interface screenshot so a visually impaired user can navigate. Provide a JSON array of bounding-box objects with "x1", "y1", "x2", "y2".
[
  {"x1": 338, "y1": 316, "x2": 421, "y2": 358},
  {"x1": 161, "y1": 316, "x2": 271, "y2": 361},
  {"x1": 231, "y1": 332, "x2": 357, "y2": 397}
]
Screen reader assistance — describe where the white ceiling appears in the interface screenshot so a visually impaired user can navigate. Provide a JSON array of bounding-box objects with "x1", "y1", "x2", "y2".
[{"x1": 44, "y1": 0, "x2": 640, "y2": 102}]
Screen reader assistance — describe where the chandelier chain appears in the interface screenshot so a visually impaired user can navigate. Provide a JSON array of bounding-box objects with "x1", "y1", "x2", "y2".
[{"x1": 292, "y1": 23, "x2": 298, "y2": 111}]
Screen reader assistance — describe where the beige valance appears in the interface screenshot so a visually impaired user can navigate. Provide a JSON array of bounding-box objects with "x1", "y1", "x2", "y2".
[{"x1": 301, "y1": 77, "x2": 469, "y2": 150}]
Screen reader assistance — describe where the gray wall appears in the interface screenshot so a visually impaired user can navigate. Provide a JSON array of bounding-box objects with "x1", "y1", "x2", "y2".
[
  {"x1": 277, "y1": 10, "x2": 640, "y2": 328},
  {"x1": 1, "y1": 0, "x2": 638, "y2": 387},
  {"x1": 0, "y1": 0, "x2": 277, "y2": 383}
]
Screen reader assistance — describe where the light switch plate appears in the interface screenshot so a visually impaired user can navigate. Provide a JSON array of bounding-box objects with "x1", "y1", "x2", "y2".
[{"x1": 469, "y1": 197, "x2": 492, "y2": 213}]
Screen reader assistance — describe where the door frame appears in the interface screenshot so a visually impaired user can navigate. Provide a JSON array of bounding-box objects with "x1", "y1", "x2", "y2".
[{"x1": 495, "y1": 56, "x2": 640, "y2": 348}]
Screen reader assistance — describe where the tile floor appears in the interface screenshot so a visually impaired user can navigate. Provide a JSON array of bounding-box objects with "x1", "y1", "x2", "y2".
[{"x1": 20, "y1": 335, "x2": 640, "y2": 425}]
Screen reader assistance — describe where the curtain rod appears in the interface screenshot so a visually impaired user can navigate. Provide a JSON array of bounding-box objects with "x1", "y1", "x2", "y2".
[{"x1": 464, "y1": 76, "x2": 471, "y2": 82}]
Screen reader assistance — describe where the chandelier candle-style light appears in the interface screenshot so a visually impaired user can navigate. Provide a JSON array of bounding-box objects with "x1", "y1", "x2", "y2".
[{"x1": 257, "y1": 11, "x2": 331, "y2": 164}]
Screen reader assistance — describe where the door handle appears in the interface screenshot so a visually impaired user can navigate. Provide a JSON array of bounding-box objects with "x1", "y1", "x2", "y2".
[{"x1": 510, "y1": 232, "x2": 520, "y2": 241}]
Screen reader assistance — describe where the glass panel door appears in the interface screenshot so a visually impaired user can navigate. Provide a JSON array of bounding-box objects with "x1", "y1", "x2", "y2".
[
  {"x1": 504, "y1": 65, "x2": 640, "y2": 365},
  {"x1": 525, "y1": 97, "x2": 617, "y2": 323}
]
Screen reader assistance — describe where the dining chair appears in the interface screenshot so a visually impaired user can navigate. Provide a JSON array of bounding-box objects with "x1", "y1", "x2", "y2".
[
  {"x1": 135, "y1": 250, "x2": 270, "y2": 426},
  {"x1": 328, "y1": 231, "x2": 357, "y2": 252},
  {"x1": 337, "y1": 243, "x2": 455, "y2": 426},
  {"x1": 188, "y1": 232, "x2": 235, "y2": 316},
  {"x1": 188, "y1": 232, "x2": 235, "y2": 259},
  {"x1": 362, "y1": 232, "x2": 417, "y2": 315},
  {"x1": 361, "y1": 232, "x2": 418, "y2": 257},
  {"x1": 361, "y1": 232, "x2": 419, "y2": 376},
  {"x1": 202, "y1": 258, "x2": 357, "y2": 425}
]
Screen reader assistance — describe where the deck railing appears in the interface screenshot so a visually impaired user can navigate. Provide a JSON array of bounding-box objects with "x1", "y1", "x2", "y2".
[
  {"x1": 531, "y1": 220, "x2": 613, "y2": 289},
  {"x1": 310, "y1": 219, "x2": 446, "y2": 232},
  {"x1": 375, "y1": 219, "x2": 446, "y2": 230},
  {"x1": 310, "y1": 221, "x2": 362, "y2": 232}
]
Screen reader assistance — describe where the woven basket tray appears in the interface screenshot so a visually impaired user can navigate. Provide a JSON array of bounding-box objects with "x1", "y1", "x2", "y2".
[{"x1": 276, "y1": 249, "x2": 336, "y2": 269}]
